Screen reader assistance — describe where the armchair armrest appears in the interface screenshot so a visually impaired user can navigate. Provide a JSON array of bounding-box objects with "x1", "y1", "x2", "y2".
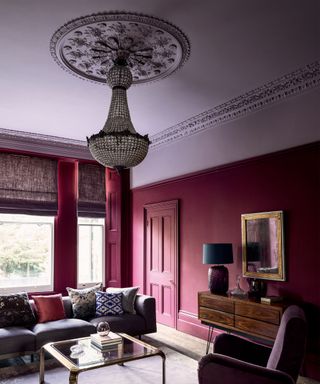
[
  {"x1": 134, "y1": 294, "x2": 157, "y2": 333},
  {"x1": 214, "y1": 333, "x2": 272, "y2": 367},
  {"x1": 198, "y1": 353, "x2": 294, "y2": 384}
]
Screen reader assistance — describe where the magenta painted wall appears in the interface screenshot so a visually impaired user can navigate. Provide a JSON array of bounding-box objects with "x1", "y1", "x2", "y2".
[
  {"x1": 131, "y1": 143, "x2": 320, "y2": 378},
  {"x1": 54, "y1": 160, "x2": 78, "y2": 294}
]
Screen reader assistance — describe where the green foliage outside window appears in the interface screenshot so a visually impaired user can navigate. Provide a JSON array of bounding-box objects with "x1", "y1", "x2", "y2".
[{"x1": 0, "y1": 222, "x2": 49, "y2": 278}]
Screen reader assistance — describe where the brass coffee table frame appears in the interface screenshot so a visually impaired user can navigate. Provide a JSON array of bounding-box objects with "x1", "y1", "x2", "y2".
[{"x1": 39, "y1": 333, "x2": 166, "y2": 384}]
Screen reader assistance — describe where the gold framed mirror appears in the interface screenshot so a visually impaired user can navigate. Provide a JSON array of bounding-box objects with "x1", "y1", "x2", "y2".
[{"x1": 241, "y1": 211, "x2": 285, "y2": 281}]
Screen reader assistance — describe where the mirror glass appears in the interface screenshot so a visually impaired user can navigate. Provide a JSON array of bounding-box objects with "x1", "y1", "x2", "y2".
[{"x1": 242, "y1": 211, "x2": 285, "y2": 281}]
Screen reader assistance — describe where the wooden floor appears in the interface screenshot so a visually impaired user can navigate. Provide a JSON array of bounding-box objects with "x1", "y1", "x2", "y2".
[
  {"x1": 143, "y1": 323, "x2": 320, "y2": 384},
  {"x1": 143, "y1": 323, "x2": 207, "y2": 361}
]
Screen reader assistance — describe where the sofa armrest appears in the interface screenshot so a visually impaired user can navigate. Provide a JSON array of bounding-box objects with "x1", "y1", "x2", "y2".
[
  {"x1": 213, "y1": 333, "x2": 272, "y2": 367},
  {"x1": 134, "y1": 294, "x2": 157, "y2": 333},
  {"x1": 198, "y1": 353, "x2": 294, "y2": 384}
]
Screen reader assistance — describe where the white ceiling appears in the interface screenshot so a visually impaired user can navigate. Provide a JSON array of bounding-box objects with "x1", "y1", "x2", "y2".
[{"x1": 0, "y1": 0, "x2": 319, "y2": 144}]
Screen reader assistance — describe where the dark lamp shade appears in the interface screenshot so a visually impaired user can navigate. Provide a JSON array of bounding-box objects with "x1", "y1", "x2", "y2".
[{"x1": 203, "y1": 243, "x2": 233, "y2": 265}]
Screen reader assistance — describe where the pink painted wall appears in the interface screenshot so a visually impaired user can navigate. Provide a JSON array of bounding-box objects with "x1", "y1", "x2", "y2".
[
  {"x1": 131, "y1": 143, "x2": 320, "y2": 378},
  {"x1": 54, "y1": 160, "x2": 78, "y2": 294}
]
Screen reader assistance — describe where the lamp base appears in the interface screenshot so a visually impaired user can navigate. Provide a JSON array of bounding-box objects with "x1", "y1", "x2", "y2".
[{"x1": 208, "y1": 265, "x2": 229, "y2": 294}]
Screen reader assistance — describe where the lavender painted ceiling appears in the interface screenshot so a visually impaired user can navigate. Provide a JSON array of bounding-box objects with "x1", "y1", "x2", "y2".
[{"x1": 0, "y1": 0, "x2": 319, "y2": 155}]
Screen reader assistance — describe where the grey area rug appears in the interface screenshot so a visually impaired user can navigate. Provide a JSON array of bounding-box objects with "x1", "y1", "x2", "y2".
[{"x1": 0, "y1": 346, "x2": 198, "y2": 384}]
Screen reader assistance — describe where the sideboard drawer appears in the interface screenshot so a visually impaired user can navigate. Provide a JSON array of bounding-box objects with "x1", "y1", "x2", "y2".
[
  {"x1": 235, "y1": 302, "x2": 281, "y2": 325},
  {"x1": 235, "y1": 315, "x2": 279, "y2": 339},
  {"x1": 198, "y1": 291, "x2": 285, "y2": 342},
  {"x1": 199, "y1": 307, "x2": 234, "y2": 327},
  {"x1": 199, "y1": 294, "x2": 234, "y2": 314}
]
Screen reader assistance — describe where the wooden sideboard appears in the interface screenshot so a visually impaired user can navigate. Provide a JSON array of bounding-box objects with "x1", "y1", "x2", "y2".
[{"x1": 198, "y1": 291, "x2": 286, "y2": 342}]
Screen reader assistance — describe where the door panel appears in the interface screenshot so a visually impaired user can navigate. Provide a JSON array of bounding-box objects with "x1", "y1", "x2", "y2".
[
  {"x1": 163, "y1": 285, "x2": 172, "y2": 315},
  {"x1": 145, "y1": 200, "x2": 178, "y2": 328},
  {"x1": 163, "y1": 215, "x2": 172, "y2": 273},
  {"x1": 151, "y1": 216, "x2": 160, "y2": 272}
]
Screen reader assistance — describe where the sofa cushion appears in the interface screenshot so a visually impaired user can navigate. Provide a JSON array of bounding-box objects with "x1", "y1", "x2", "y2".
[
  {"x1": 31, "y1": 318, "x2": 96, "y2": 350},
  {"x1": 66, "y1": 283, "x2": 103, "y2": 319},
  {"x1": 33, "y1": 294, "x2": 66, "y2": 323},
  {"x1": 0, "y1": 327, "x2": 35, "y2": 355},
  {"x1": 106, "y1": 286, "x2": 139, "y2": 314},
  {"x1": 0, "y1": 292, "x2": 35, "y2": 327},
  {"x1": 95, "y1": 291, "x2": 123, "y2": 316},
  {"x1": 89, "y1": 313, "x2": 146, "y2": 336}
]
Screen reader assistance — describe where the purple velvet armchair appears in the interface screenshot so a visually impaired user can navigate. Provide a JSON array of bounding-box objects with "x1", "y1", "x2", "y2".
[{"x1": 198, "y1": 305, "x2": 307, "y2": 384}]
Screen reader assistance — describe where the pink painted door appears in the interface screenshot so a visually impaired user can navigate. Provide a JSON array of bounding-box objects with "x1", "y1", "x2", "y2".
[{"x1": 145, "y1": 200, "x2": 178, "y2": 328}]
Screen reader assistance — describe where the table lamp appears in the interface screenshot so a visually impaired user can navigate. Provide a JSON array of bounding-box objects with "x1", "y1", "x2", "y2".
[{"x1": 203, "y1": 243, "x2": 233, "y2": 294}]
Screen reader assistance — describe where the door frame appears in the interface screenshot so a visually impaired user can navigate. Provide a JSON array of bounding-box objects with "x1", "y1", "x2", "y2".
[{"x1": 143, "y1": 199, "x2": 179, "y2": 328}]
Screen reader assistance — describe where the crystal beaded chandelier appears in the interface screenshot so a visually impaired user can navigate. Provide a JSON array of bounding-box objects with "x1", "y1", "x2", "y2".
[
  {"x1": 50, "y1": 12, "x2": 190, "y2": 170},
  {"x1": 87, "y1": 57, "x2": 150, "y2": 171}
]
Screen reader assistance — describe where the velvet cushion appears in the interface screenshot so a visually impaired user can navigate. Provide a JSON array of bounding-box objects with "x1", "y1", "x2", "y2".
[
  {"x1": 31, "y1": 318, "x2": 96, "y2": 350},
  {"x1": 0, "y1": 327, "x2": 35, "y2": 354},
  {"x1": 33, "y1": 294, "x2": 66, "y2": 323},
  {"x1": 95, "y1": 291, "x2": 124, "y2": 316},
  {"x1": 106, "y1": 286, "x2": 139, "y2": 314},
  {"x1": 0, "y1": 292, "x2": 35, "y2": 327},
  {"x1": 67, "y1": 283, "x2": 103, "y2": 319}
]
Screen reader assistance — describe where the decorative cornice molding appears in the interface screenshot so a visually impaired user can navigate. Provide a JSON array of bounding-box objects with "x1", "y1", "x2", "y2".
[
  {"x1": 0, "y1": 128, "x2": 91, "y2": 160},
  {"x1": 150, "y1": 60, "x2": 320, "y2": 150},
  {"x1": 1, "y1": 61, "x2": 319, "y2": 158}
]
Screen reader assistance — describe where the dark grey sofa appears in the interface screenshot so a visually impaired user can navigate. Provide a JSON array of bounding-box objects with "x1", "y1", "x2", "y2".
[{"x1": 0, "y1": 294, "x2": 156, "y2": 359}]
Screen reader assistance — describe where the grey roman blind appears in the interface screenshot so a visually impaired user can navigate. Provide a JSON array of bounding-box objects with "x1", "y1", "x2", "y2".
[
  {"x1": 0, "y1": 153, "x2": 58, "y2": 215},
  {"x1": 78, "y1": 163, "x2": 106, "y2": 217}
]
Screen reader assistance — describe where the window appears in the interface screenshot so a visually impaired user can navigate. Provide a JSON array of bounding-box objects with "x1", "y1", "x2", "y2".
[
  {"x1": 0, "y1": 213, "x2": 54, "y2": 293},
  {"x1": 77, "y1": 217, "x2": 105, "y2": 287}
]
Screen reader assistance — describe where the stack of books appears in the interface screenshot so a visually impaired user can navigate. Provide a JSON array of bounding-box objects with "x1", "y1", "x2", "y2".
[
  {"x1": 90, "y1": 332, "x2": 122, "y2": 350},
  {"x1": 260, "y1": 296, "x2": 284, "y2": 304}
]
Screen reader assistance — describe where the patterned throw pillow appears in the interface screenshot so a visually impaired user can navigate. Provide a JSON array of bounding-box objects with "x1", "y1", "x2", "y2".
[
  {"x1": 0, "y1": 292, "x2": 35, "y2": 327},
  {"x1": 67, "y1": 283, "x2": 103, "y2": 319},
  {"x1": 106, "y1": 286, "x2": 139, "y2": 314},
  {"x1": 95, "y1": 291, "x2": 124, "y2": 316}
]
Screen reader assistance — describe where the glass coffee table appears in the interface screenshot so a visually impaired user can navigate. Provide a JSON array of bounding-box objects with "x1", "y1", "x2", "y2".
[{"x1": 39, "y1": 333, "x2": 166, "y2": 384}]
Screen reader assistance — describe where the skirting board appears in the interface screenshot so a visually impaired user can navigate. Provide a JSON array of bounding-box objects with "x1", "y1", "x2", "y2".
[{"x1": 177, "y1": 310, "x2": 223, "y2": 340}]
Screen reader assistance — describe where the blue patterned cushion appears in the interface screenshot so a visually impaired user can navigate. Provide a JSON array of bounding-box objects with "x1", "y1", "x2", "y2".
[{"x1": 95, "y1": 291, "x2": 124, "y2": 316}]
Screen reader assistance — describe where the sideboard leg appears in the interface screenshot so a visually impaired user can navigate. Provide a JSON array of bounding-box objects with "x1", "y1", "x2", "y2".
[{"x1": 206, "y1": 326, "x2": 214, "y2": 354}]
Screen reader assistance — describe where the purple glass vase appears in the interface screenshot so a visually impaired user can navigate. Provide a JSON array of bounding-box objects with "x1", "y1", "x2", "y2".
[{"x1": 208, "y1": 265, "x2": 229, "y2": 294}]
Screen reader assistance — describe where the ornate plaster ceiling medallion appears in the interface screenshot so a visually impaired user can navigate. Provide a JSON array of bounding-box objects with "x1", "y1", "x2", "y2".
[{"x1": 50, "y1": 11, "x2": 190, "y2": 85}]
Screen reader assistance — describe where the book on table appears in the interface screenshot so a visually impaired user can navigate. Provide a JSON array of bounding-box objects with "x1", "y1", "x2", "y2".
[
  {"x1": 260, "y1": 296, "x2": 284, "y2": 304},
  {"x1": 90, "y1": 332, "x2": 122, "y2": 349},
  {"x1": 90, "y1": 340, "x2": 122, "y2": 352}
]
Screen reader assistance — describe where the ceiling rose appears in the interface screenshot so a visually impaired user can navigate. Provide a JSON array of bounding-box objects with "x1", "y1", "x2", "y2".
[{"x1": 50, "y1": 11, "x2": 190, "y2": 85}]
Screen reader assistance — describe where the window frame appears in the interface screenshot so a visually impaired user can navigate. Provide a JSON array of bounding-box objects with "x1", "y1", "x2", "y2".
[
  {"x1": 0, "y1": 213, "x2": 54, "y2": 294},
  {"x1": 77, "y1": 217, "x2": 105, "y2": 288}
]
